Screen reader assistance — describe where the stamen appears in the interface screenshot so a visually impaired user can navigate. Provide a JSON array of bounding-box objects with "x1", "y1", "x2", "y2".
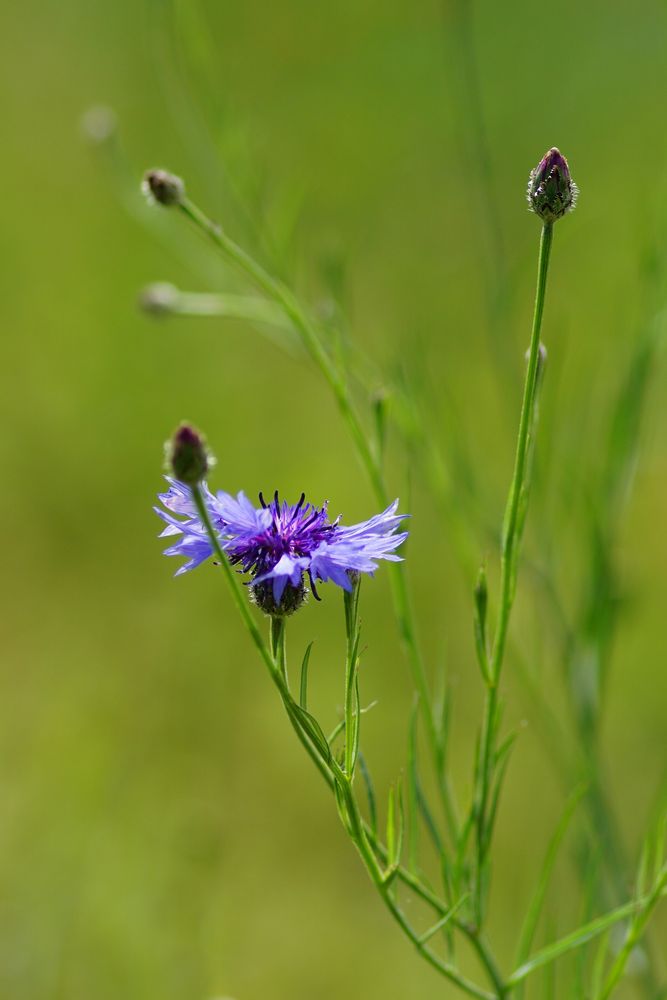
[
  {"x1": 259, "y1": 491, "x2": 267, "y2": 508},
  {"x1": 309, "y1": 571, "x2": 322, "y2": 602},
  {"x1": 300, "y1": 509, "x2": 324, "y2": 531},
  {"x1": 287, "y1": 492, "x2": 307, "y2": 526}
]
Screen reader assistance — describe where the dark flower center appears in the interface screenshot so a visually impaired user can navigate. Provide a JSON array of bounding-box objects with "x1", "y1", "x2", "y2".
[{"x1": 224, "y1": 491, "x2": 337, "y2": 582}]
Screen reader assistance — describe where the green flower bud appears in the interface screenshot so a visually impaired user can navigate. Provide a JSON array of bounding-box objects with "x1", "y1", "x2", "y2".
[
  {"x1": 142, "y1": 168, "x2": 185, "y2": 207},
  {"x1": 527, "y1": 148, "x2": 578, "y2": 223},
  {"x1": 166, "y1": 423, "x2": 211, "y2": 485}
]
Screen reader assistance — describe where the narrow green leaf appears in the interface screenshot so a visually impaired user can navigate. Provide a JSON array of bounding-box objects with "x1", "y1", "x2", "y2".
[
  {"x1": 358, "y1": 752, "x2": 377, "y2": 838},
  {"x1": 636, "y1": 834, "x2": 651, "y2": 899},
  {"x1": 299, "y1": 641, "x2": 314, "y2": 709},
  {"x1": 508, "y1": 892, "x2": 667, "y2": 987},
  {"x1": 543, "y1": 917, "x2": 557, "y2": 1000},
  {"x1": 437, "y1": 678, "x2": 453, "y2": 769},
  {"x1": 418, "y1": 894, "x2": 469, "y2": 944},
  {"x1": 334, "y1": 777, "x2": 351, "y2": 834},
  {"x1": 589, "y1": 929, "x2": 610, "y2": 998},
  {"x1": 473, "y1": 566, "x2": 490, "y2": 683},
  {"x1": 418, "y1": 775, "x2": 444, "y2": 859},
  {"x1": 372, "y1": 389, "x2": 389, "y2": 465},
  {"x1": 290, "y1": 702, "x2": 331, "y2": 763},
  {"x1": 396, "y1": 782, "x2": 405, "y2": 870},
  {"x1": 483, "y1": 731, "x2": 518, "y2": 853},
  {"x1": 406, "y1": 698, "x2": 420, "y2": 871},
  {"x1": 654, "y1": 808, "x2": 667, "y2": 883},
  {"x1": 514, "y1": 784, "x2": 586, "y2": 976},
  {"x1": 455, "y1": 808, "x2": 475, "y2": 887},
  {"x1": 350, "y1": 671, "x2": 361, "y2": 775},
  {"x1": 596, "y1": 864, "x2": 667, "y2": 999},
  {"x1": 386, "y1": 784, "x2": 396, "y2": 867},
  {"x1": 327, "y1": 717, "x2": 345, "y2": 746}
]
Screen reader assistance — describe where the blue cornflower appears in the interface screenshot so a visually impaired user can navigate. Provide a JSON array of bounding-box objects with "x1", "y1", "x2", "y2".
[{"x1": 156, "y1": 480, "x2": 409, "y2": 615}]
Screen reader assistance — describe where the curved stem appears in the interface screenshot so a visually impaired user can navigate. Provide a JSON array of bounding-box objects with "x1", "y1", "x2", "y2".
[
  {"x1": 333, "y1": 770, "x2": 495, "y2": 1000},
  {"x1": 191, "y1": 484, "x2": 274, "y2": 674},
  {"x1": 192, "y1": 478, "x2": 504, "y2": 994},
  {"x1": 179, "y1": 196, "x2": 459, "y2": 843}
]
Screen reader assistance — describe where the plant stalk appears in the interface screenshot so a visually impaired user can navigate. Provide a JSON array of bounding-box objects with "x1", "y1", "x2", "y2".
[{"x1": 473, "y1": 222, "x2": 554, "y2": 923}]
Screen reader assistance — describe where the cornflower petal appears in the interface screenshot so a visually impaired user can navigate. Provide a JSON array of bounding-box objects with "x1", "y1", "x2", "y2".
[
  {"x1": 215, "y1": 490, "x2": 273, "y2": 538},
  {"x1": 253, "y1": 553, "x2": 311, "y2": 605}
]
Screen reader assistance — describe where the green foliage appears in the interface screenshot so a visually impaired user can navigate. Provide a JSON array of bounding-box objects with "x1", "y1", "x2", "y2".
[{"x1": 5, "y1": 1, "x2": 667, "y2": 998}]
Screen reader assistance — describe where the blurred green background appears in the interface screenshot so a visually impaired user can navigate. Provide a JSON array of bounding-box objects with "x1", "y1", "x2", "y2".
[{"x1": 3, "y1": 0, "x2": 667, "y2": 997}]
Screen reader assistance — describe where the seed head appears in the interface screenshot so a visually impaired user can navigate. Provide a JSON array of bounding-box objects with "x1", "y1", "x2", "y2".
[
  {"x1": 527, "y1": 148, "x2": 578, "y2": 223},
  {"x1": 166, "y1": 423, "x2": 211, "y2": 485},
  {"x1": 142, "y1": 168, "x2": 185, "y2": 207},
  {"x1": 251, "y1": 578, "x2": 307, "y2": 617}
]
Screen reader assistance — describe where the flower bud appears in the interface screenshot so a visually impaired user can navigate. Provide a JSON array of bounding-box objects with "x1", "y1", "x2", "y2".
[
  {"x1": 527, "y1": 148, "x2": 578, "y2": 223},
  {"x1": 80, "y1": 105, "x2": 117, "y2": 145},
  {"x1": 142, "y1": 168, "x2": 185, "y2": 207},
  {"x1": 166, "y1": 423, "x2": 210, "y2": 485},
  {"x1": 139, "y1": 282, "x2": 179, "y2": 316}
]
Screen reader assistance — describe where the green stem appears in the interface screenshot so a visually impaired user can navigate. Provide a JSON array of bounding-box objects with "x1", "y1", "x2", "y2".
[
  {"x1": 191, "y1": 484, "x2": 275, "y2": 675},
  {"x1": 343, "y1": 580, "x2": 360, "y2": 777},
  {"x1": 269, "y1": 616, "x2": 287, "y2": 683},
  {"x1": 333, "y1": 771, "x2": 495, "y2": 1000},
  {"x1": 266, "y1": 657, "x2": 498, "y2": 998},
  {"x1": 597, "y1": 867, "x2": 667, "y2": 1000},
  {"x1": 491, "y1": 222, "x2": 553, "y2": 683},
  {"x1": 473, "y1": 222, "x2": 554, "y2": 923},
  {"x1": 364, "y1": 826, "x2": 506, "y2": 995},
  {"x1": 193, "y1": 479, "x2": 504, "y2": 995},
  {"x1": 179, "y1": 196, "x2": 459, "y2": 843}
]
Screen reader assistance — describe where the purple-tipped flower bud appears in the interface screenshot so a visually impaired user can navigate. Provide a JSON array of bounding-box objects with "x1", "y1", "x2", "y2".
[
  {"x1": 527, "y1": 148, "x2": 578, "y2": 223},
  {"x1": 142, "y1": 168, "x2": 185, "y2": 207},
  {"x1": 166, "y1": 423, "x2": 211, "y2": 485}
]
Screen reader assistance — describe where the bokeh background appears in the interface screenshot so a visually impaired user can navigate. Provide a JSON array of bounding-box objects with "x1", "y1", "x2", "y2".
[{"x1": 3, "y1": 0, "x2": 667, "y2": 997}]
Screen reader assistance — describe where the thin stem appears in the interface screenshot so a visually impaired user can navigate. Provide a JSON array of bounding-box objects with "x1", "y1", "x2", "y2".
[
  {"x1": 191, "y1": 479, "x2": 505, "y2": 995},
  {"x1": 265, "y1": 665, "x2": 497, "y2": 998},
  {"x1": 179, "y1": 196, "x2": 459, "y2": 842},
  {"x1": 473, "y1": 222, "x2": 554, "y2": 924},
  {"x1": 343, "y1": 580, "x2": 360, "y2": 777},
  {"x1": 490, "y1": 222, "x2": 553, "y2": 683},
  {"x1": 191, "y1": 484, "x2": 275, "y2": 675},
  {"x1": 365, "y1": 827, "x2": 506, "y2": 995},
  {"x1": 192, "y1": 484, "x2": 338, "y2": 789},
  {"x1": 269, "y1": 616, "x2": 287, "y2": 683},
  {"x1": 597, "y1": 867, "x2": 667, "y2": 1000},
  {"x1": 332, "y1": 772, "x2": 495, "y2": 1000}
]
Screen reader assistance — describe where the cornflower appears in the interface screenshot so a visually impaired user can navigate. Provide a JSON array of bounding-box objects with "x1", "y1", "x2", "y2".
[{"x1": 156, "y1": 480, "x2": 408, "y2": 615}]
